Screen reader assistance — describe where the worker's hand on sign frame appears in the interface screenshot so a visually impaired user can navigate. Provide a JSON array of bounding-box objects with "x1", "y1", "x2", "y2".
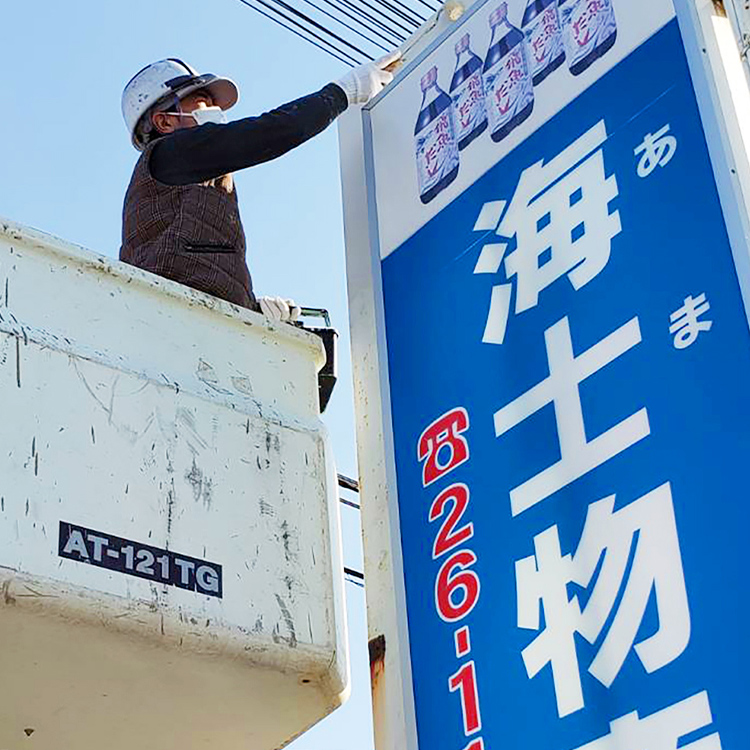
[{"x1": 336, "y1": 50, "x2": 402, "y2": 106}]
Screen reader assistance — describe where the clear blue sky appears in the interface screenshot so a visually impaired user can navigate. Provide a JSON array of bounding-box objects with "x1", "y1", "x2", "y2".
[{"x1": 2, "y1": 1, "x2": 372, "y2": 747}]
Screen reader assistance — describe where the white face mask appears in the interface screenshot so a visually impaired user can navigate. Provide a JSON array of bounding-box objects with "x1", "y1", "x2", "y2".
[
  {"x1": 162, "y1": 106, "x2": 227, "y2": 126},
  {"x1": 190, "y1": 106, "x2": 227, "y2": 126}
]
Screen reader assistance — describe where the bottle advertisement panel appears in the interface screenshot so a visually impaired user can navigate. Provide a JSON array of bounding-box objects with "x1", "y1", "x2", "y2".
[
  {"x1": 367, "y1": 0, "x2": 675, "y2": 260},
  {"x1": 363, "y1": 2, "x2": 750, "y2": 750}
]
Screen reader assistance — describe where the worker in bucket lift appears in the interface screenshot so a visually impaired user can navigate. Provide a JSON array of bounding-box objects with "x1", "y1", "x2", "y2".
[{"x1": 120, "y1": 53, "x2": 399, "y2": 322}]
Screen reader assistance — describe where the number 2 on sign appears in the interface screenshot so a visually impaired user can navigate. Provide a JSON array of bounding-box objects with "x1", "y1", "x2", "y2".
[{"x1": 430, "y1": 483, "x2": 474, "y2": 558}]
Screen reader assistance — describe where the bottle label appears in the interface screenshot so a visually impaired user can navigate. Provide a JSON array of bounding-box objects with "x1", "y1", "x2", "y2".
[
  {"x1": 561, "y1": 0, "x2": 616, "y2": 68},
  {"x1": 415, "y1": 111, "x2": 460, "y2": 197},
  {"x1": 524, "y1": 5, "x2": 564, "y2": 80},
  {"x1": 483, "y1": 46, "x2": 534, "y2": 135},
  {"x1": 451, "y1": 71, "x2": 486, "y2": 144}
]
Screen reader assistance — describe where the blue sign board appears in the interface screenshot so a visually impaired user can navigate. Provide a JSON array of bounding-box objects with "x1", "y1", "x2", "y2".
[{"x1": 367, "y1": 5, "x2": 750, "y2": 749}]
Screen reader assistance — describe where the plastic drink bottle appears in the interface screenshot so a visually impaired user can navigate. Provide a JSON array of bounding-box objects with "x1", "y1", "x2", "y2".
[
  {"x1": 559, "y1": 0, "x2": 617, "y2": 75},
  {"x1": 450, "y1": 33, "x2": 488, "y2": 150},
  {"x1": 483, "y1": 3, "x2": 534, "y2": 143},
  {"x1": 415, "y1": 66, "x2": 460, "y2": 204},
  {"x1": 521, "y1": 0, "x2": 565, "y2": 85}
]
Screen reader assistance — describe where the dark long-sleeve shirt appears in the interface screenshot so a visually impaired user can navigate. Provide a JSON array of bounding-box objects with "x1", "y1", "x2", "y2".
[{"x1": 149, "y1": 83, "x2": 348, "y2": 185}]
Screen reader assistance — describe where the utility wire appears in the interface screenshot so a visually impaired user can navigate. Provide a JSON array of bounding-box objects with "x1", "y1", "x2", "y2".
[
  {"x1": 338, "y1": 474, "x2": 360, "y2": 492},
  {"x1": 340, "y1": 496, "x2": 361, "y2": 510},
  {"x1": 235, "y1": 0, "x2": 439, "y2": 64},
  {"x1": 342, "y1": 0, "x2": 417, "y2": 37},
  {"x1": 238, "y1": 0, "x2": 362, "y2": 65},
  {"x1": 246, "y1": 0, "x2": 361, "y2": 64},
  {"x1": 330, "y1": 0, "x2": 409, "y2": 42},
  {"x1": 338, "y1": 475, "x2": 361, "y2": 510},
  {"x1": 316, "y1": 0, "x2": 404, "y2": 48},
  {"x1": 323, "y1": 0, "x2": 414, "y2": 41},
  {"x1": 324, "y1": 0, "x2": 430, "y2": 36},
  {"x1": 368, "y1": 0, "x2": 425, "y2": 30},
  {"x1": 356, "y1": 0, "x2": 432, "y2": 28},
  {"x1": 344, "y1": 566, "x2": 365, "y2": 588},
  {"x1": 265, "y1": 0, "x2": 374, "y2": 60},
  {"x1": 376, "y1": 0, "x2": 424, "y2": 29},
  {"x1": 297, "y1": 0, "x2": 392, "y2": 51},
  {"x1": 251, "y1": 10, "x2": 356, "y2": 65}
]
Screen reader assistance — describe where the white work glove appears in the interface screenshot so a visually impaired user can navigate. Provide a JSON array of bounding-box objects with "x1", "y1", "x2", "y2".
[
  {"x1": 335, "y1": 50, "x2": 402, "y2": 106},
  {"x1": 259, "y1": 296, "x2": 301, "y2": 324}
]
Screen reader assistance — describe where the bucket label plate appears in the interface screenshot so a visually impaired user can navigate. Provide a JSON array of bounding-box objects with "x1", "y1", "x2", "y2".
[{"x1": 58, "y1": 521, "x2": 223, "y2": 598}]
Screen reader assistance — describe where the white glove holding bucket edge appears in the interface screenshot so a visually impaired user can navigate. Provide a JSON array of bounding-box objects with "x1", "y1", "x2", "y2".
[{"x1": 259, "y1": 296, "x2": 302, "y2": 323}]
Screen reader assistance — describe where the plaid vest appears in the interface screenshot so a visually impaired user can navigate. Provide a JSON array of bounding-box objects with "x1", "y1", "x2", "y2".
[{"x1": 120, "y1": 141, "x2": 256, "y2": 310}]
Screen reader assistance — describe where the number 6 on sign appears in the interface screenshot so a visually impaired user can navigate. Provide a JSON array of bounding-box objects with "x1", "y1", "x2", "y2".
[{"x1": 436, "y1": 550, "x2": 481, "y2": 621}]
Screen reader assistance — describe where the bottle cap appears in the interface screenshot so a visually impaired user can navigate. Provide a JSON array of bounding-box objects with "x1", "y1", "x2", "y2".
[
  {"x1": 420, "y1": 66, "x2": 438, "y2": 91},
  {"x1": 489, "y1": 2, "x2": 508, "y2": 26},
  {"x1": 454, "y1": 34, "x2": 470, "y2": 54}
]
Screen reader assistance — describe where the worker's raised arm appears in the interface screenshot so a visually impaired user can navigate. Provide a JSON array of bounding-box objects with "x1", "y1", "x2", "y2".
[
  {"x1": 150, "y1": 83, "x2": 347, "y2": 186},
  {"x1": 148, "y1": 51, "x2": 401, "y2": 186}
]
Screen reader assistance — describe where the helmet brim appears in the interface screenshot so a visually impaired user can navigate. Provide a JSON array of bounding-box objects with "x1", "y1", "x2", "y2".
[{"x1": 174, "y1": 74, "x2": 239, "y2": 111}]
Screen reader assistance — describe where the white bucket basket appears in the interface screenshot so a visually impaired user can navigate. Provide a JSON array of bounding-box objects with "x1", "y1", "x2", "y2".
[{"x1": 0, "y1": 220, "x2": 348, "y2": 750}]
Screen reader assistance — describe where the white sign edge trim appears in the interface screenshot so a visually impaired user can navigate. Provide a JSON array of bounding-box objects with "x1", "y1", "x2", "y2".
[
  {"x1": 675, "y1": 0, "x2": 750, "y2": 335},
  {"x1": 361, "y1": 106, "x2": 421, "y2": 750}
]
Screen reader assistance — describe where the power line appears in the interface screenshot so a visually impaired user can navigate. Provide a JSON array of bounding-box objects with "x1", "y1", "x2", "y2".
[
  {"x1": 265, "y1": 0, "x2": 374, "y2": 60},
  {"x1": 344, "y1": 566, "x2": 365, "y2": 588},
  {"x1": 315, "y1": 0, "x2": 404, "y2": 48},
  {"x1": 237, "y1": 0, "x2": 362, "y2": 65},
  {"x1": 344, "y1": 566, "x2": 365, "y2": 580},
  {"x1": 324, "y1": 0, "x2": 432, "y2": 39},
  {"x1": 235, "y1": 0, "x2": 439, "y2": 64},
  {"x1": 338, "y1": 474, "x2": 361, "y2": 510},
  {"x1": 329, "y1": 0, "x2": 409, "y2": 43},
  {"x1": 370, "y1": 0, "x2": 425, "y2": 29},
  {"x1": 341, "y1": 0, "x2": 417, "y2": 37},
  {"x1": 338, "y1": 474, "x2": 359, "y2": 492},
  {"x1": 298, "y1": 0, "x2": 392, "y2": 52},
  {"x1": 246, "y1": 5, "x2": 356, "y2": 65},
  {"x1": 243, "y1": 0, "x2": 361, "y2": 64},
  {"x1": 362, "y1": 0, "x2": 435, "y2": 27}
]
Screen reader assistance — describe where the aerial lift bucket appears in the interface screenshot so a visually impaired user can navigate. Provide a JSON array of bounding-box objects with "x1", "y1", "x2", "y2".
[{"x1": 0, "y1": 220, "x2": 349, "y2": 750}]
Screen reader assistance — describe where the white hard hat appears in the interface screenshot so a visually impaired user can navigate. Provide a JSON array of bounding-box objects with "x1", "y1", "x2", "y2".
[{"x1": 122, "y1": 58, "x2": 239, "y2": 150}]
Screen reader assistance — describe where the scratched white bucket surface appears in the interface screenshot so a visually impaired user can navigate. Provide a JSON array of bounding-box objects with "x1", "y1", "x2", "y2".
[{"x1": 0, "y1": 219, "x2": 349, "y2": 750}]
